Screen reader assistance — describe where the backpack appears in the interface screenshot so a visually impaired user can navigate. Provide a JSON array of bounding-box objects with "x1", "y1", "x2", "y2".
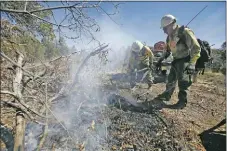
[
  {"x1": 173, "y1": 26, "x2": 211, "y2": 64},
  {"x1": 196, "y1": 39, "x2": 211, "y2": 63}
]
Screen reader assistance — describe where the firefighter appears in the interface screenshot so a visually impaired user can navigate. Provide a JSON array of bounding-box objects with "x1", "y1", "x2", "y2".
[
  {"x1": 156, "y1": 14, "x2": 201, "y2": 109},
  {"x1": 128, "y1": 40, "x2": 154, "y2": 90}
]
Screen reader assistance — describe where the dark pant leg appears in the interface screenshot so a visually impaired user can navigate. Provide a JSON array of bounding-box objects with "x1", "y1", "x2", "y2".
[
  {"x1": 164, "y1": 63, "x2": 177, "y2": 98},
  {"x1": 176, "y1": 61, "x2": 192, "y2": 103}
]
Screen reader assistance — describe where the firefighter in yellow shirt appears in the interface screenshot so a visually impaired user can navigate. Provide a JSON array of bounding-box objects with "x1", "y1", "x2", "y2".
[
  {"x1": 156, "y1": 14, "x2": 201, "y2": 109},
  {"x1": 128, "y1": 41, "x2": 154, "y2": 90}
]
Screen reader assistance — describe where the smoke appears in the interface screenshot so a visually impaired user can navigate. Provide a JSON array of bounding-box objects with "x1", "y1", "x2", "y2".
[
  {"x1": 24, "y1": 15, "x2": 136, "y2": 150},
  {"x1": 67, "y1": 15, "x2": 136, "y2": 72},
  {"x1": 95, "y1": 16, "x2": 136, "y2": 72}
]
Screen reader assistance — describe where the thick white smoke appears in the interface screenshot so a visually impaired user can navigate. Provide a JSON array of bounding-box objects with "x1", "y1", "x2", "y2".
[{"x1": 25, "y1": 15, "x2": 137, "y2": 150}]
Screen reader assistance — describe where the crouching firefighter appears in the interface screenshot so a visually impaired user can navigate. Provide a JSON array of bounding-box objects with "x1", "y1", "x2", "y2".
[
  {"x1": 128, "y1": 40, "x2": 154, "y2": 90},
  {"x1": 156, "y1": 14, "x2": 201, "y2": 109}
]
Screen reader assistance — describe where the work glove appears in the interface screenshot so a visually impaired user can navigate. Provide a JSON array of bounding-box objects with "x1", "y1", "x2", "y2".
[
  {"x1": 156, "y1": 59, "x2": 162, "y2": 71},
  {"x1": 185, "y1": 64, "x2": 195, "y2": 74}
]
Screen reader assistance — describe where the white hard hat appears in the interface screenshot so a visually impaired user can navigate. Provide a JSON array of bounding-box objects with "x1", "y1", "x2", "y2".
[
  {"x1": 160, "y1": 14, "x2": 176, "y2": 28},
  {"x1": 131, "y1": 41, "x2": 144, "y2": 52}
]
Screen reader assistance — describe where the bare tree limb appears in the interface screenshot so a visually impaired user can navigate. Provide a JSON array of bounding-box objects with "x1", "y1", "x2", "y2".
[
  {"x1": 0, "y1": 91, "x2": 18, "y2": 99},
  {"x1": 0, "y1": 3, "x2": 100, "y2": 17},
  {"x1": 24, "y1": 50, "x2": 78, "y2": 70},
  {"x1": 49, "y1": 51, "x2": 78, "y2": 63},
  {"x1": 1, "y1": 100, "x2": 34, "y2": 124},
  {"x1": 3, "y1": 39, "x2": 27, "y2": 46},
  {"x1": 30, "y1": 3, "x2": 81, "y2": 13},
  {"x1": 0, "y1": 51, "x2": 35, "y2": 78},
  {"x1": 99, "y1": 6, "x2": 121, "y2": 26},
  {"x1": 0, "y1": 3, "x2": 101, "y2": 14},
  {"x1": 23, "y1": 67, "x2": 47, "y2": 88},
  {"x1": 72, "y1": 44, "x2": 109, "y2": 86},
  {"x1": 24, "y1": 1, "x2": 28, "y2": 11},
  {"x1": 37, "y1": 83, "x2": 48, "y2": 151},
  {"x1": 1, "y1": 100, "x2": 22, "y2": 110},
  {"x1": 48, "y1": 85, "x2": 67, "y2": 103},
  {"x1": 8, "y1": 52, "x2": 46, "y2": 120},
  {"x1": 28, "y1": 12, "x2": 68, "y2": 27}
]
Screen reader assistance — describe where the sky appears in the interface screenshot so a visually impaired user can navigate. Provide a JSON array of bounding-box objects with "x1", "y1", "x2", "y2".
[
  {"x1": 114, "y1": 1, "x2": 226, "y2": 47},
  {"x1": 1, "y1": 1, "x2": 225, "y2": 49},
  {"x1": 53, "y1": 1, "x2": 225, "y2": 50}
]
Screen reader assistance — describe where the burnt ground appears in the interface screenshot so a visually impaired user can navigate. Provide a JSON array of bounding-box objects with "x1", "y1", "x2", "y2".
[
  {"x1": 0, "y1": 71, "x2": 226, "y2": 151},
  {"x1": 107, "y1": 71, "x2": 226, "y2": 151}
]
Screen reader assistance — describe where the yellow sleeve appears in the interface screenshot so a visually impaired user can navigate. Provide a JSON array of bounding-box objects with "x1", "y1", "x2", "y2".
[
  {"x1": 139, "y1": 46, "x2": 154, "y2": 67},
  {"x1": 144, "y1": 46, "x2": 154, "y2": 58},
  {"x1": 183, "y1": 28, "x2": 201, "y2": 65}
]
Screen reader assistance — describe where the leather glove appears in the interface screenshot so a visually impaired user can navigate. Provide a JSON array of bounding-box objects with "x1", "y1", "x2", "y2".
[{"x1": 185, "y1": 64, "x2": 195, "y2": 74}]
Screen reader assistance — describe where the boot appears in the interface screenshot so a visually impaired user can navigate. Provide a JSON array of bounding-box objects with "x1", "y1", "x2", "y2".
[
  {"x1": 170, "y1": 100, "x2": 187, "y2": 109},
  {"x1": 175, "y1": 90, "x2": 188, "y2": 109},
  {"x1": 156, "y1": 92, "x2": 171, "y2": 101}
]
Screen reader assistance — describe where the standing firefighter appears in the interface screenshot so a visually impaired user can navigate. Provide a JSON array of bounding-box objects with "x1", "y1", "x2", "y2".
[
  {"x1": 128, "y1": 40, "x2": 154, "y2": 90},
  {"x1": 156, "y1": 14, "x2": 201, "y2": 109}
]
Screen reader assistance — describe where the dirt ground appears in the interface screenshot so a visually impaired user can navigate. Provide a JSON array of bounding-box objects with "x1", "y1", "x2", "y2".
[
  {"x1": 1, "y1": 70, "x2": 226, "y2": 150},
  {"x1": 111, "y1": 71, "x2": 226, "y2": 151}
]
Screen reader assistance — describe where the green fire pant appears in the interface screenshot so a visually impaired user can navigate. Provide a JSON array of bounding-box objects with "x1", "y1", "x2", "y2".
[{"x1": 162, "y1": 58, "x2": 192, "y2": 103}]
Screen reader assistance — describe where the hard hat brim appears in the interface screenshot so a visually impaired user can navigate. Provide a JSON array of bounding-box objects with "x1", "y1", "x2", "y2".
[{"x1": 160, "y1": 17, "x2": 177, "y2": 29}]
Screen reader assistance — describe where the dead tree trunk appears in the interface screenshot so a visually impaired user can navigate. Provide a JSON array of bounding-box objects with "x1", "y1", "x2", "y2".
[
  {"x1": 13, "y1": 52, "x2": 26, "y2": 151},
  {"x1": 14, "y1": 112, "x2": 26, "y2": 151}
]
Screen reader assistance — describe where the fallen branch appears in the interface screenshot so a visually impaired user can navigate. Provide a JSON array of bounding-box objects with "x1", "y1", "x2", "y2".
[
  {"x1": 48, "y1": 84, "x2": 68, "y2": 103},
  {"x1": 49, "y1": 51, "x2": 78, "y2": 63},
  {"x1": 72, "y1": 44, "x2": 109, "y2": 86},
  {"x1": 49, "y1": 45, "x2": 108, "y2": 103}
]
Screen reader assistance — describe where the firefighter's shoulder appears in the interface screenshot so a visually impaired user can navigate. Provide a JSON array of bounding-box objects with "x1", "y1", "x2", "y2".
[{"x1": 143, "y1": 46, "x2": 153, "y2": 57}]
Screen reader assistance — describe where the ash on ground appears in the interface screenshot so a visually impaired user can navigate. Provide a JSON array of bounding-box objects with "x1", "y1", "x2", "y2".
[{"x1": 24, "y1": 92, "x2": 198, "y2": 151}]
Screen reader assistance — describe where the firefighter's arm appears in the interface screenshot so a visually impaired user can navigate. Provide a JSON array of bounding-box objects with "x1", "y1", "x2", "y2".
[
  {"x1": 164, "y1": 37, "x2": 171, "y2": 59},
  {"x1": 140, "y1": 46, "x2": 153, "y2": 68},
  {"x1": 128, "y1": 53, "x2": 137, "y2": 72},
  {"x1": 184, "y1": 28, "x2": 201, "y2": 65},
  {"x1": 158, "y1": 50, "x2": 169, "y2": 64}
]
